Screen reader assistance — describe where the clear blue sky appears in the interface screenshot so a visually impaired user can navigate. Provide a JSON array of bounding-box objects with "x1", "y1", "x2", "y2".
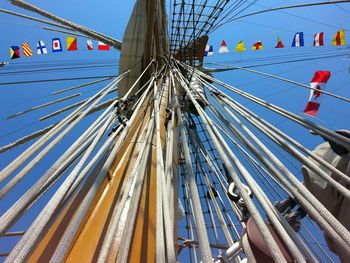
[{"x1": 0, "y1": 1, "x2": 349, "y2": 262}]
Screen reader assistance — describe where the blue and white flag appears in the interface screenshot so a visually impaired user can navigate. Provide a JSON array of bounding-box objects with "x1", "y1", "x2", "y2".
[
  {"x1": 204, "y1": 45, "x2": 214, "y2": 56},
  {"x1": 37, "y1": 41, "x2": 47, "y2": 55},
  {"x1": 292, "y1": 32, "x2": 304, "y2": 47},
  {"x1": 52, "y1": 38, "x2": 63, "y2": 52}
]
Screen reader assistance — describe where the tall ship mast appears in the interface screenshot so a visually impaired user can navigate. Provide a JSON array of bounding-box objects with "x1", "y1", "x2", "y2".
[{"x1": 0, "y1": 0, "x2": 350, "y2": 262}]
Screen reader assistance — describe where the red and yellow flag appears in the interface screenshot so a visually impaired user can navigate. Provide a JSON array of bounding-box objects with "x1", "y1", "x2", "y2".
[
  {"x1": 332, "y1": 29, "x2": 345, "y2": 46},
  {"x1": 275, "y1": 37, "x2": 284, "y2": 48},
  {"x1": 66, "y1": 36, "x2": 78, "y2": 51},
  {"x1": 252, "y1": 41, "x2": 263, "y2": 50},
  {"x1": 22, "y1": 42, "x2": 33, "y2": 57}
]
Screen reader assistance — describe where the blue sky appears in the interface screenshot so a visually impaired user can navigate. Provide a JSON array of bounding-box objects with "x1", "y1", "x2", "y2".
[{"x1": 0, "y1": 0, "x2": 349, "y2": 262}]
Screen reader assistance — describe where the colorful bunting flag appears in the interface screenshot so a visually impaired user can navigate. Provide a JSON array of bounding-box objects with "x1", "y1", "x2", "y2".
[
  {"x1": 332, "y1": 29, "x2": 345, "y2": 46},
  {"x1": 87, "y1": 39, "x2": 94, "y2": 50},
  {"x1": 252, "y1": 41, "x2": 263, "y2": 50},
  {"x1": 66, "y1": 36, "x2": 78, "y2": 51},
  {"x1": 275, "y1": 36, "x2": 284, "y2": 48},
  {"x1": 204, "y1": 45, "x2": 213, "y2": 56},
  {"x1": 303, "y1": 70, "x2": 331, "y2": 117},
  {"x1": 10, "y1": 46, "x2": 20, "y2": 59},
  {"x1": 292, "y1": 32, "x2": 304, "y2": 47},
  {"x1": 52, "y1": 38, "x2": 63, "y2": 52},
  {"x1": 313, "y1": 32, "x2": 324, "y2": 47},
  {"x1": 204, "y1": 45, "x2": 209, "y2": 56},
  {"x1": 22, "y1": 42, "x2": 33, "y2": 57},
  {"x1": 98, "y1": 41, "x2": 110, "y2": 50},
  {"x1": 235, "y1": 41, "x2": 246, "y2": 52},
  {"x1": 208, "y1": 45, "x2": 214, "y2": 56},
  {"x1": 218, "y1": 40, "x2": 229, "y2": 54},
  {"x1": 37, "y1": 41, "x2": 47, "y2": 55}
]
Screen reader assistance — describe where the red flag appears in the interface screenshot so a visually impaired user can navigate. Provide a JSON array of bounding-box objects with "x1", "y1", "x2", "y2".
[
  {"x1": 218, "y1": 40, "x2": 229, "y2": 53},
  {"x1": 252, "y1": 41, "x2": 263, "y2": 50},
  {"x1": 303, "y1": 71, "x2": 331, "y2": 117},
  {"x1": 98, "y1": 41, "x2": 110, "y2": 51},
  {"x1": 66, "y1": 36, "x2": 78, "y2": 51},
  {"x1": 313, "y1": 32, "x2": 324, "y2": 46},
  {"x1": 87, "y1": 40, "x2": 94, "y2": 50},
  {"x1": 275, "y1": 37, "x2": 284, "y2": 48}
]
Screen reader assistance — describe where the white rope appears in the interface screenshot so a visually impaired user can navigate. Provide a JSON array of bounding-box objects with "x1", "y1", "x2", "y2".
[
  {"x1": 174, "y1": 87, "x2": 214, "y2": 263},
  {"x1": 172, "y1": 63, "x2": 287, "y2": 263},
  {"x1": 154, "y1": 81, "x2": 166, "y2": 263},
  {"x1": 208, "y1": 105, "x2": 307, "y2": 263},
  {"x1": 0, "y1": 76, "x2": 123, "y2": 200},
  {"x1": 6, "y1": 93, "x2": 81, "y2": 120},
  {"x1": 49, "y1": 113, "x2": 120, "y2": 262},
  {"x1": 185, "y1": 65, "x2": 350, "y2": 252},
  {"x1": 0, "y1": 115, "x2": 108, "y2": 235},
  {"x1": 216, "y1": 95, "x2": 350, "y2": 251},
  {"x1": 220, "y1": 94, "x2": 350, "y2": 199},
  {"x1": 5, "y1": 112, "x2": 117, "y2": 262},
  {"x1": 157, "y1": 77, "x2": 177, "y2": 263},
  {"x1": 0, "y1": 72, "x2": 127, "y2": 186},
  {"x1": 181, "y1": 62, "x2": 350, "y2": 152},
  {"x1": 187, "y1": 130, "x2": 235, "y2": 246},
  {"x1": 96, "y1": 77, "x2": 155, "y2": 262},
  {"x1": 115, "y1": 118, "x2": 155, "y2": 263}
]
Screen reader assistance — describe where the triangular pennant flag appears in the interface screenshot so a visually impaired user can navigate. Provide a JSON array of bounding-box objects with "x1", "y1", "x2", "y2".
[
  {"x1": 303, "y1": 70, "x2": 331, "y2": 117},
  {"x1": 22, "y1": 42, "x2": 33, "y2": 57},
  {"x1": 37, "y1": 41, "x2": 47, "y2": 55},
  {"x1": 66, "y1": 36, "x2": 78, "y2": 51},
  {"x1": 218, "y1": 40, "x2": 229, "y2": 54},
  {"x1": 313, "y1": 32, "x2": 324, "y2": 47},
  {"x1": 235, "y1": 40, "x2": 246, "y2": 52},
  {"x1": 52, "y1": 38, "x2": 63, "y2": 52},
  {"x1": 292, "y1": 32, "x2": 304, "y2": 47},
  {"x1": 275, "y1": 36, "x2": 284, "y2": 48},
  {"x1": 98, "y1": 41, "x2": 110, "y2": 50},
  {"x1": 252, "y1": 41, "x2": 263, "y2": 50},
  {"x1": 332, "y1": 29, "x2": 345, "y2": 46},
  {"x1": 87, "y1": 39, "x2": 94, "y2": 50},
  {"x1": 10, "y1": 46, "x2": 20, "y2": 59}
]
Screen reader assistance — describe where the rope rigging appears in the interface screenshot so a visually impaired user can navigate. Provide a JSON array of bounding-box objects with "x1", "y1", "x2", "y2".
[{"x1": 0, "y1": 1, "x2": 350, "y2": 262}]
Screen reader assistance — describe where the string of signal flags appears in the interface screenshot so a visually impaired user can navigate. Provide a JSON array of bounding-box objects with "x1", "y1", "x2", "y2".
[
  {"x1": 204, "y1": 29, "x2": 346, "y2": 56},
  {"x1": 9, "y1": 36, "x2": 111, "y2": 60}
]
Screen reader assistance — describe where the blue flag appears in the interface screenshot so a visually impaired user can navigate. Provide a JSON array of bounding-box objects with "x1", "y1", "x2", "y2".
[
  {"x1": 292, "y1": 32, "x2": 304, "y2": 47},
  {"x1": 204, "y1": 45, "x2": 214, "y2": 56},
  {"x1": 52, "y1": 38, "x2": 63, "y2": 52}
]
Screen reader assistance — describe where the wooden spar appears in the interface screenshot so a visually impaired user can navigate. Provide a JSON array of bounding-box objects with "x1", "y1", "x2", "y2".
[{"x1": 173, "y1": 35, "x2": 209, "y2": 66}]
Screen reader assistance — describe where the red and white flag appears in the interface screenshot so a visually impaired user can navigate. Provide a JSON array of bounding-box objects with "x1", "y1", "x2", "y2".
[
  {"x1": 87, "y1": 39, "x2": 94, "y2": 50},
  {"x1": 218, "y1": 40, "x2": 229, "y2": 54},
  {"x1": 313, "y1": 32, "x2": 324, "y2": 47},
  {"x1": 98, "y1": 41, "x2": 110, "y2": 51},
  {"x1": 303, "y1": 70, "x2": 331, "y2": 117}
]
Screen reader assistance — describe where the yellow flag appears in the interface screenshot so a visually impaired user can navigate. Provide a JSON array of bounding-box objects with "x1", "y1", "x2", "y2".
[
  {"x1": 235, "y1": 40, "x2": 246, "y2": 52},
  {"x1": 332, "y1": 29, "x2": 345, "y2": 46},
  {"x1": 66, "y1": 36, "x2": 78, "y2": 51}
]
